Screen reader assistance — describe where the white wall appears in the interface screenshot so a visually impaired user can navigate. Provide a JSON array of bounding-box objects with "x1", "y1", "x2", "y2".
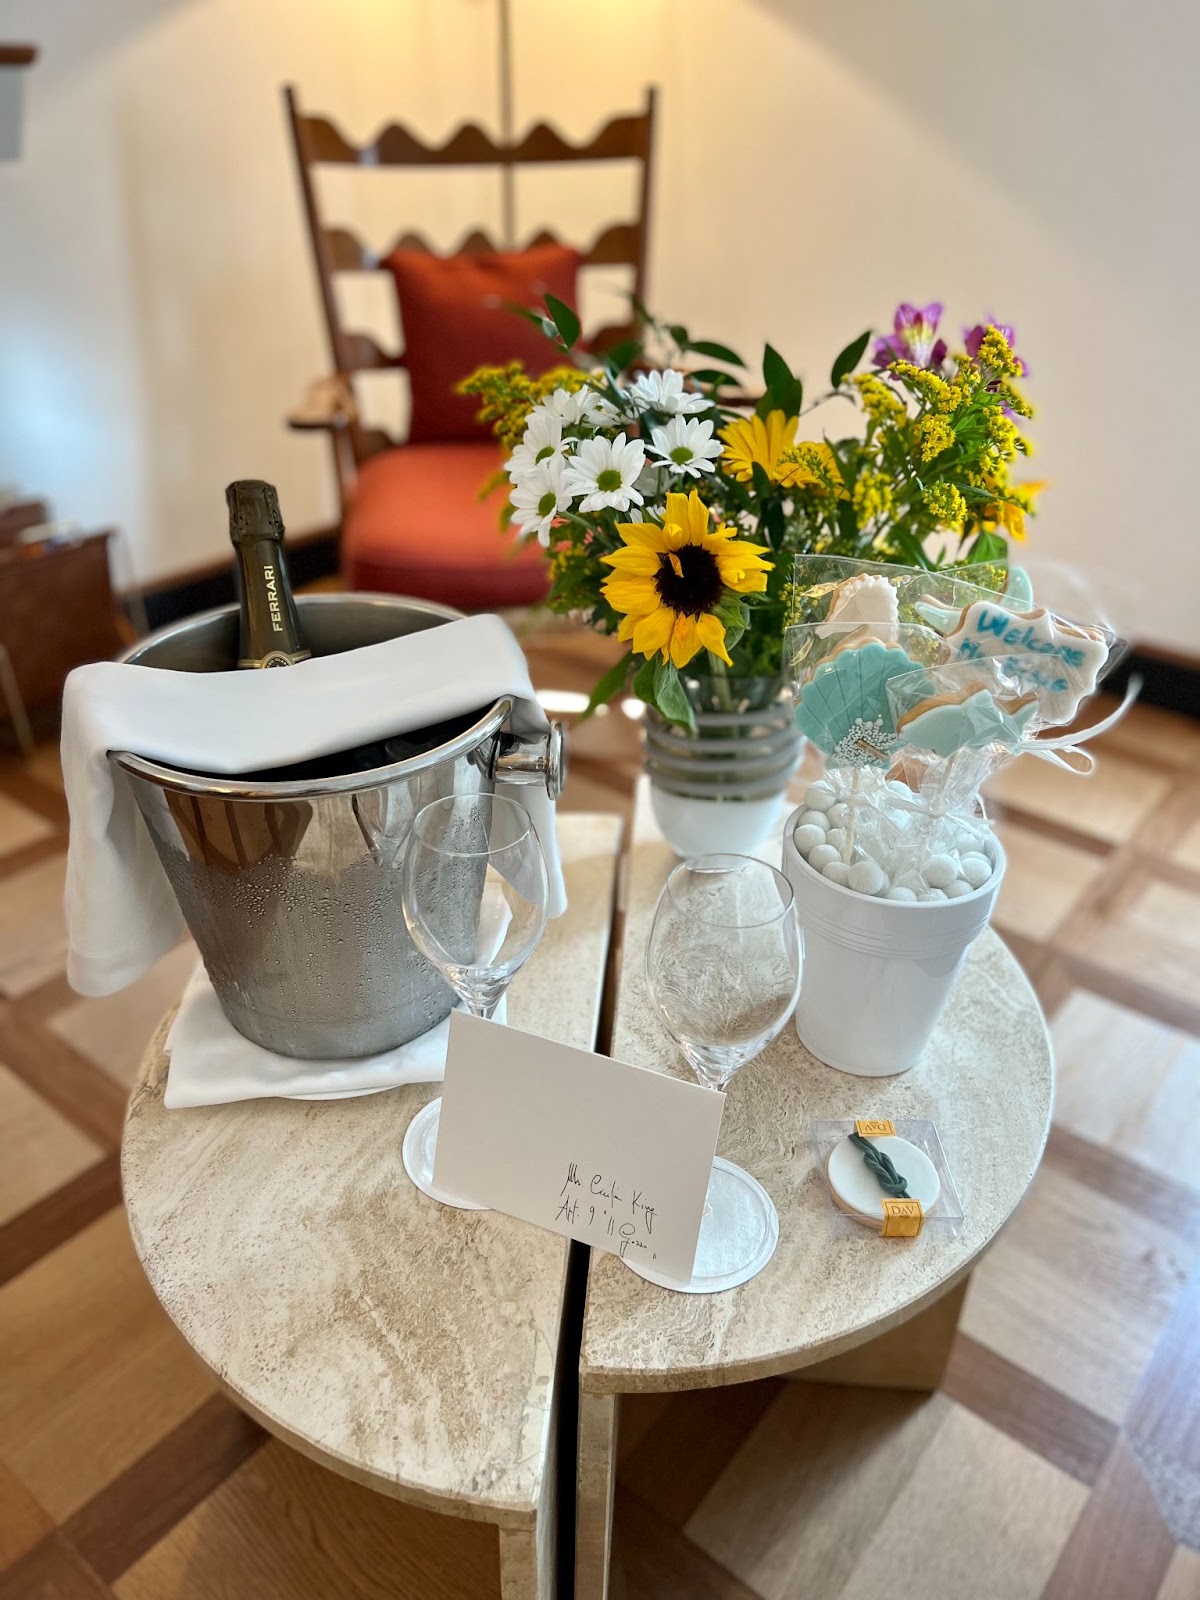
[{"x1": 2, "y1": 0, "x2": 1197, "y2": 652}]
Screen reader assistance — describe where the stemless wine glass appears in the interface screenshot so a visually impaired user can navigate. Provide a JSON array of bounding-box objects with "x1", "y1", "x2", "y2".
[
  {"x1": 399, "y1": 791, "x2": 549, "y2": 1206},
  {"x1": 639, "y1": 853, "x2": 801, "y2": 1291}
]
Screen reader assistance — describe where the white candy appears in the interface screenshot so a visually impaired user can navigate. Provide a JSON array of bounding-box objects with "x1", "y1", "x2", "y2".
[
  {"x1": 847, "y1": 860, "x2": 888, "y2": 896},
  {"x1": 944, "y1": 878, "x2": 973, "y2": 899},
  {"x1": 824, "y1": 828, "x2": 847, "y2": 853},
  {"x1": 826, "y1": 802, "x2": 849, "y2": 828},
  {"x1": 886, "y1": 885, "x2": 918, "y2": 901},
  {"x1": 792, "y1": 824, "x2": 827, "y2": 857},
  {"x1": 821, "y1": 860, "x2": 851, "y2": 885},
  {"x1": 797, "y1": 809, "x2": 830, "y2": 833},
  {"x1": 808, "y1": 842, "x2": 841, "y2": 871},
  {"x1": 918, "y1": 887, "x2": 948, "y2": 902},
  {"x1": 959, "y1": 852, "x2": 993, "y2": 889},
  {"x1": 922, "y1": 853, "x2": 960, "y2": 889},
  {"x1": 804, "y1": 782, "x2": 836, "y2": 813}
]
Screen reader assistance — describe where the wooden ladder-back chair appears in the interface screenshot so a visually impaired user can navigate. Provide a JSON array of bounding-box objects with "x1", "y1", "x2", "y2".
[{"x1": 283, "y1": 84, "x2": 657, "y2": 608}]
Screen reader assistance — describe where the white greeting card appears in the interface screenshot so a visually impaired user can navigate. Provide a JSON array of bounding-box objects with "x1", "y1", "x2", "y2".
[{"x1": 433, "y1": 1013, "x2": 725, "y2": 1282}]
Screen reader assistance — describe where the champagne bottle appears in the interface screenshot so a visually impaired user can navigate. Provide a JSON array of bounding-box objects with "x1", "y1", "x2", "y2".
[{"x1": 226, "y1": 479, "x2": 312, "y2": 669}]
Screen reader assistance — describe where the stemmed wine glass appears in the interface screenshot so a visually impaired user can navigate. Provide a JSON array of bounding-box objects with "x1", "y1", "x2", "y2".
[
  {"x1": 400, "y1": 791, "x2": 549, "y2": 1206},
  {"x1": 637, "y1": 853, "x2": 801, "y2": 1291}
]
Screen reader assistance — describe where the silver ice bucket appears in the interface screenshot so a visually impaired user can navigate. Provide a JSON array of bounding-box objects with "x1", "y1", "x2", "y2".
[{"x1": 112, "y1": 593, "x2": 564, "y2": 1059}]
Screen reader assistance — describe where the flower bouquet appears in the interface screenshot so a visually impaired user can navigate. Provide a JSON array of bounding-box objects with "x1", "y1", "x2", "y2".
[{"x1": 461, "y1": 300, "x2": 1043, "y2": 731}]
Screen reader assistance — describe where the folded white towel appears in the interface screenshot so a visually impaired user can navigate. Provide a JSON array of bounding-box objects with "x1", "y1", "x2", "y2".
[
  {"x1": 62, "y1": 612, "x2": 565, "y2": 996},
  {"x1": 163, "y1": 960, "x2": 507, "y2": 1107}
]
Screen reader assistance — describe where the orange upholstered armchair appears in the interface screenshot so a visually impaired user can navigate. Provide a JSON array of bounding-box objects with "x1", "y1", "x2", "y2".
[{"x1": 283, "y1": 86, "x2": 657, "y2": 609}]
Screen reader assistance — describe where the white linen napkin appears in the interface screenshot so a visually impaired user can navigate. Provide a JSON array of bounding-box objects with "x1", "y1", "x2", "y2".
[
  {"x1": 61, "y1": 612, "x2": 565, "y2": 997},
  {"x1": 163, "y1": 961, "x2": 505, "y2": 1108}
]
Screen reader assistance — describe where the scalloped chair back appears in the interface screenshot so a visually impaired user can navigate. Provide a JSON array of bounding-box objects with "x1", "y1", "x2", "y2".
[{"x1": 282, "y1": 84, "x2": 657, "y2": 607}]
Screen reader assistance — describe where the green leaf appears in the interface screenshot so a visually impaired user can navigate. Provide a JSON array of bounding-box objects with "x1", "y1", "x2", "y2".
[
  {"x1": 603, "y1": 339, "x2": 640, "y2": 375},
  {"x1": 688, "y1": 339, "x2": 746, "y2": 367},
  {"x1": 892, "y1": 528, "x2": 933, "y2": 569},
  {"x1": 761, "y1": 344, "x2": 804, "y2": 415},
  {"x1": 713, "y1": 593, "x2": 749, "y2": 627},
  {"x1": 762, "y1": 343, "x2": 793, "y2": 397},
  {"x1": 713, "y1": 594, "x2": 750, "y2": 653},
  {"x1": 836, "y1": 497, "x2": 859, "y2": 546},
  {"x1": 750, "y1": 462, "x2": 776, "y2": 503},
  {"x1": 687, "y1": 367, "x2": 738, "y2": 387},
  {"x1": 964, "y1": 529, "x2": 1009, "y2": 564},
  {"x1": 631, "y1": 654, "x2": 659, "y2": 703},
  {"x1": 653, "y1": 659, "x2": 695, "y2": 730},
  {"x1": 668, "y1": 323, "x2": 690, "y2": 348},
  {"x1": 579, "y1": 651, "x2": 633, "y2": 722},
  {"x1": 755, "y1": 391, "x2": 775, "y2": 420},
  {"x1": 505, "y1": 302, "x2": 556, "y2": 338},
  {"x1": 830, "y1": 330, "x2": 872, "y2": 388},
  {"x1": 544, "y1": 293, "x2": 581, "y2": 350}
]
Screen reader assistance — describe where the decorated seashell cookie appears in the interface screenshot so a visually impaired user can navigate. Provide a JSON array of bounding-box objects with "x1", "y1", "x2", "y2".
[
  {"x1": 794, "y1": 637, "x2": 921, "y2": 766},
  {"x1": 814, "y1": 574, "x2": 900, "y2": 643},
  {"x1": 896, "y1": 684, "x2": 1038, "y2": 756},
  {"x1": 916, "y1": 598, "x2": 1109, "y2": 723}
]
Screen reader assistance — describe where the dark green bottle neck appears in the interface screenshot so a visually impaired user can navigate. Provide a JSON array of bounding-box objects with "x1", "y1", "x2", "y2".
[{"x1": 233, "y1": 535, "x2": 311, "y2": 669}]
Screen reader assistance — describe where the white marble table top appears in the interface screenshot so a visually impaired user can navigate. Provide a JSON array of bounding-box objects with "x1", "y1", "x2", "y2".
[
  {"x1": 579, "y1": 781, "x2": 1054, "y2": 1394},
  {"x1": 122, "y1": 812, "x2": 621, "y2": 1530}
]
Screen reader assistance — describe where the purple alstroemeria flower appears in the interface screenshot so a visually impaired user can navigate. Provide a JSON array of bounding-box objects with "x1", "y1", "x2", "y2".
[
  {"x1": 965, "y1": 318, "x2": 1027, "y2": 375},
  {"x1": 873, "y1": 302, "x2": 948, "y2": 371}
]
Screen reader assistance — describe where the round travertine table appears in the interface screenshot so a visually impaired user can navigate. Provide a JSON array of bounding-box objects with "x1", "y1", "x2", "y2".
[
  {"x1": 574, "y1": 780, "x2": 1055, "y2": 1599},
  {"x1": 121, "y1": 814, "x2": 621, "y2": 1600}
]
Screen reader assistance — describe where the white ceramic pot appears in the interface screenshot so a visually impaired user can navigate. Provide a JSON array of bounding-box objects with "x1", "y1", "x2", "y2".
[
  {"x1": 781, "y1": 806, "x2": 1006, "y2": 1076},
  {"x1": 651, "y1": 785, "x2": 789, "y2": 858}
]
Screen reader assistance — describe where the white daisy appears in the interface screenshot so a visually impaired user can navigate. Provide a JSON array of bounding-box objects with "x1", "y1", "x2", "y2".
[
  {"x1": 581, "y1": 386, "x2": 628, "y2": 427},
  {"x1": 505, "y1": 410, "x2": 568, "y2": 477},
  {"x1": 646, "y1": 416, "x2": 723, "y2": 478},
  {"x1": 538, "y1": 387, "x2": 592, "y2": 425},
  {"x1": 627, "y1": 368, "x2": 710, "y2": 415},
  {"x1": 510, "y1": 455, "x2": 573, "y2": 546},
  {"x1": 561, "y1": 433, "x2": 646, "y2": 513}
]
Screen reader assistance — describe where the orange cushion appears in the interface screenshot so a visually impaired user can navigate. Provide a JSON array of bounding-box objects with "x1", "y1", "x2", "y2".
[
  {"x1": 385, "y1": 242, "x2": 581, "y2": 443},
  {"x1": 341, "y1": 442, "x2": 549, "y2": 610}
]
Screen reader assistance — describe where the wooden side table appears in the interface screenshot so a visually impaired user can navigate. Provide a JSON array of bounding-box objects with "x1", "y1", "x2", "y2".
[
  {"x1": 0, "y1": 528, "x2": 124, "y2": 750},
  {"x1": 574, "y1": 781, "x2": 1055, "y2": 1599},
  {"x1": 121, "y1": 813, "x2": 622, "y2": 1600}
]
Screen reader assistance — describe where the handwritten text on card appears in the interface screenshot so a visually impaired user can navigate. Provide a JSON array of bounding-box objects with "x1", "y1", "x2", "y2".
[{"x1": 433, "y1": 1013, "x2": 725, "y2": 1282}]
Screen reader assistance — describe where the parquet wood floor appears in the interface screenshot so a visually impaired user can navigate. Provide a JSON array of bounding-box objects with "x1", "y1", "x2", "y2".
[{"x1": 1, "y1": 627, "x2": 1197, "y2": 1598}]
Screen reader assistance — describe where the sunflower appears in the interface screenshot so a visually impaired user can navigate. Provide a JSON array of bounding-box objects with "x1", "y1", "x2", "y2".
[
  {"x1": 719, "y1": 410, "x2": 798, "y2": 483},
  {"x1": 600, "y1": 491, "x2": 773, "y2": 669}
]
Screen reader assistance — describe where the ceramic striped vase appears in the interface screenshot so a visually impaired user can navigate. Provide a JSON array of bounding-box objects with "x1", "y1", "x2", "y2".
[{"x1": 642, "y1": 674, "x2": 804, "y2": 857}]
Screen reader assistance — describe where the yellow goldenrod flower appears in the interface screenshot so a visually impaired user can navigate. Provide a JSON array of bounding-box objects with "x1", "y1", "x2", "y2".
[
  {"x1": 922, "y1": 482, "x2": 966, "y2": 529},
  {"x1": 853, "y1": 373, "x2": 906, "y2": 423},
  {"x1": 976, "y1": 327, "x2": 1023, "y2": 379},
  {"x1": 919, "y1": 413, "x2": 956, "y2": 462},
  {"x1": 458, "y1": 362, "x2": 588, "y2": 454},
  {"x1": 995, "y1": 383, "x2": 1034, "y2": 420},
  {"x1": 852, "y1": 469, "x2": 895, "y2": 523},
  {"x1": 718, "y1": 410, "x2": 798, "y2": 483},
  {"x1": 600, "y1": 490, "x2": 772, "y2": 669},
  {"x1": 986, "y1": 411, "x2": 1019, "y2": 458},
  {"x1": 891, "y1": 361, "x2": 954, "y2": 412},
  {"x1": 778, "y1": 441, "x2": 850, "y2": 498}
]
